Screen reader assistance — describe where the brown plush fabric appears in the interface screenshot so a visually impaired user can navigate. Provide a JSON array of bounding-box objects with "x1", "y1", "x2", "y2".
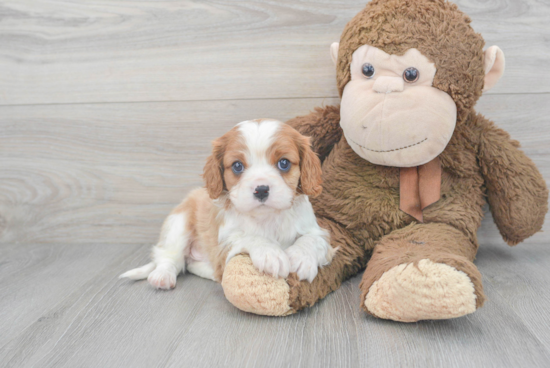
[
  {"x1": 285, "y1": 106, "x2": 343, "y2": 163},
  {"x1": 476, "y1": 115, "x2": 549, "y2": 245}
]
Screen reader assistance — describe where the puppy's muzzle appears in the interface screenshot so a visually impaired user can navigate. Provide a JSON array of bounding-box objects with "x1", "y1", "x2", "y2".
[{"x1": 253, "y1": 185, "x2": 269, "y2": 202}]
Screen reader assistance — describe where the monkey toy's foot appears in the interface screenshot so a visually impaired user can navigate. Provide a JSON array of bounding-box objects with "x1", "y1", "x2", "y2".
[
  {"x1": 359, "y1": 223, "x2": 485, "y2": 322},
  {"x1": 363, "y1": 259, "x2": 477, "y2": 322},
  {"x1": 222, "y1": 255, "x2": 296, "y2": 316}
]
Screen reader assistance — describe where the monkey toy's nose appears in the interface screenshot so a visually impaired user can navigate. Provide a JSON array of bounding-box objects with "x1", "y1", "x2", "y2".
[
  {"x1": 253, "y1": 185, "x2": 269, "y2": 202},
  {"x1": 373, "y1": 76, "x2": 404, "y2": 94}
]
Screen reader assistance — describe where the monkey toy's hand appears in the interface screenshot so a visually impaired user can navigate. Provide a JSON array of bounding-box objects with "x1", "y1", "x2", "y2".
[{"x1": 478, "y1": 116, "x2": 548, "y2": 245}]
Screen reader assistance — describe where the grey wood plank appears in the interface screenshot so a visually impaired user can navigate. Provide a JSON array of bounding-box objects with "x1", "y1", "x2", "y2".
[
  {"x1": 1, "y1": 94, "x2": 548, "y2": 245},
  {"x1": 164, "y1": 271, "x2": 362, "y2": 368},
  {"x1": 2, "y1": 242, "x2": 549, "y2": 368},
  {"x1": 0, "y1": 244, "x2": 223, "y2": 368},
  {"x1": 476, "y1": 241, "x2": 550, "y2": 351},
  {"x1": 0, "y1": 0, "x2": 548, "y2": 106},
  {"x1": 0, "y1": 243, "x2": 141, "y2": 348}
]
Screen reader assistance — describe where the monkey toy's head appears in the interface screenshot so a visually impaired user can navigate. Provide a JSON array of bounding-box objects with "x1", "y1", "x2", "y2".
[{"x1": 332, "y1": 0, "x2": 505, "y2": 167}]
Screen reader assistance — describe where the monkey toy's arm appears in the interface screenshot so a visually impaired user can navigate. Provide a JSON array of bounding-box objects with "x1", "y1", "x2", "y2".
[
  {"x1": 286, "y1": 105, "x2": 342, "y2": 162},
  {"x1": 477, "y1": 114, "x2": 548, "y2": 245}
]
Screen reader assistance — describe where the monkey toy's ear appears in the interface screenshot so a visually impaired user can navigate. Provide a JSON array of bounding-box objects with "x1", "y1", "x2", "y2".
[
  {"x1": 330, "y1": 42, "x2": 339, "y2": 66},
  {"x1": 483, "y1": 46, "x2": 505, "y2": 92}
]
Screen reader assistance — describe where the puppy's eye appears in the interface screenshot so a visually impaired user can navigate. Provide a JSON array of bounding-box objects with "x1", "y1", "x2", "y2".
[
  {"x1": 231, "y1": 161, "x2": 244, "y2": 174},
  {"x1": 277, "y1": 159, "x2": 291, "y2": 172},
  {"x1": 403, "y1": 67, "x2": 419, "y2": 83},
  {"x1": 361, "y1": 63, "x2": 375, "y2": 79}
]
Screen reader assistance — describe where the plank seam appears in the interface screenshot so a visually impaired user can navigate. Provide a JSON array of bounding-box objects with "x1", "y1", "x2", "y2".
[{"x1": 0, "y1": 92, "x2": 548, "y2": 108}]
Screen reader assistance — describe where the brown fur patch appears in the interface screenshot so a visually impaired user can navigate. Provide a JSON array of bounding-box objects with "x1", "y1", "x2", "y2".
[
  {"x1": 268, "y1": 130, "x2": 301, "y2": 193},
  {"x1": 298, "y1": 135, "x2": 323, "y2": 198},
  {"x1": 267, "y1": 123, "x2": 323, "y2": 197},
  {"x1": 221, "y1": 135, "x2": 248, "y2": 194},
  {"x1": 203, "y1": 142, "x2": 225, "y2": 199},
  {"x1": 203, "y1": 126, "x2": 247, "y2": 199},
  {"x1": 164, "y1": 188, "x2": 227, "y2": 282},
  {"x1": 271, "y1": 124, "x2": 324, "y2": 198}
]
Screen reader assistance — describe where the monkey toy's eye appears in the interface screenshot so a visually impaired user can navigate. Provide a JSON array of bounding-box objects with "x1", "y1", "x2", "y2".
[
  {"x1": 277, "y1": 158, "x2": 291, "y2": 172},
  {"x1": 232, "y1": 161, "x2": 244, "y2": 174},
  {"x1": 361, "y1": 63, "x2": 375, "y2": 79},
  {"x1": 403, "y1": 67, "x2": 419, "y2": 83}
]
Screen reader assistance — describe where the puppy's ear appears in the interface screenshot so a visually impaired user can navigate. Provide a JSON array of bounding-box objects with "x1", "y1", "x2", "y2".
[
  {"x1": 299, "y1": 136, "x2": 323, "y2": 197},
  {"x1": 203, "y1": 138, "x2": 225, "y2": 199}
]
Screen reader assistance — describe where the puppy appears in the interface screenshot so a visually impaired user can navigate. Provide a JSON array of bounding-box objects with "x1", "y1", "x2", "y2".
[{"x1": 120, "y1": 119, "x2": 334, "y2": 289}]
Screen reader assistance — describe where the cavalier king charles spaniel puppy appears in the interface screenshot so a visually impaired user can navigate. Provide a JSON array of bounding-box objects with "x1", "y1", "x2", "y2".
[{"x1": 120, "y1": 119, "x2": 334, "y2": 289}]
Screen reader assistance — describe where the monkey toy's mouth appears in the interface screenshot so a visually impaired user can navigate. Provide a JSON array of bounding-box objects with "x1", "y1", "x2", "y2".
[
  {"x1": 344, "y1": 124, "x2": 449, "y2": 167},
  {"x1": 340, "y1": 82, "x2": 457, "y2": 168},
  {"x1": 348, "y1": 137, "x2": 428, "y2": 153}
]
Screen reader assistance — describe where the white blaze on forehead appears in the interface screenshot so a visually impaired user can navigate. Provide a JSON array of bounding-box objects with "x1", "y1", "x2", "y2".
[{"x1": 237, "y1": 119, "x2": 282, "y2": 163}]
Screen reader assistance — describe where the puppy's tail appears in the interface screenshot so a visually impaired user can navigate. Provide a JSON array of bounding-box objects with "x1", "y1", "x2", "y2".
[{"x1": 119, "y1": 262, "x2": 156, "y2": 280}]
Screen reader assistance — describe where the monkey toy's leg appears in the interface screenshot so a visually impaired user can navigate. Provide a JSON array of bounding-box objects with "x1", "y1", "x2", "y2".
[
  {"x1": 221, "y1": 218, "x2": 367, "y2": 316},
  {"x1": 360, "y1": 223, "x2": 485, "y2": 322}
]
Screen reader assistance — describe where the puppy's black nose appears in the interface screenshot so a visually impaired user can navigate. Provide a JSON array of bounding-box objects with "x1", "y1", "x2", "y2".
[{"x1": 254, "y1": 185, "x2": 269, "y2": 201}]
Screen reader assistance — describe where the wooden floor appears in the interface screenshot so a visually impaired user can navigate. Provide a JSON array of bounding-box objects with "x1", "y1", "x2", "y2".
[
  {"x1": 1, "y1": 0, "x2": 550, "y2": 367},
  {"x1": 1, "y1": 241, "x2": 550, "y2": 367}
]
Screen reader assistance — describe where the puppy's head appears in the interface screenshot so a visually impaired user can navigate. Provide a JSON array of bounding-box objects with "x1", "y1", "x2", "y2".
[{"x1": 203, "y1": 119, "x2": 322, "y2": 213}]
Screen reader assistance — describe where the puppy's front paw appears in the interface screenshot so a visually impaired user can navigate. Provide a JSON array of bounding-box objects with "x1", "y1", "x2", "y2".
[
  {"x1": 249, "y1": 246, "x2": 290, "y2": 279},
  {"x1": 286, "y1": 246, "x2": 318, "y2": 283},
  {"x1": 147, "y1": 264, "x2": 178, "y2": 290}
]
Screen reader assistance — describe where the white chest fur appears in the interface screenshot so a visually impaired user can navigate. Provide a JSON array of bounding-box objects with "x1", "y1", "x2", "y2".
[{"x1": 218, "y1": 195, "x2": 318, "y2": 249}]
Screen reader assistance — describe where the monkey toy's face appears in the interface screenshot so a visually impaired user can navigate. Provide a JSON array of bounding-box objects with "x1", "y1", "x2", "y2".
[{"x1": 337, "y1": 44, "x2": 458, "y2": 168}]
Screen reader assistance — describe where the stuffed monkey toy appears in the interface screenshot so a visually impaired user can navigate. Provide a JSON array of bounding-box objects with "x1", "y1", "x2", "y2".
[{"x1": 220, "y1": 0, "x2": 548, "y2": 321}]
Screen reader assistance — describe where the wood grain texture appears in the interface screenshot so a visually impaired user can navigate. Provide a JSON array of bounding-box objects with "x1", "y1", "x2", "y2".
[
  {"x1": 476, "y1": 241, "x2": 550, "y2": 352},
  {"x1": 1, "y1": 94, "x2": 548, "y2": 245},
  {"x1": 0, "y1": 0, "x2": 549, "y2": 105},
  {"x1": 1, "y1": 242, "x2": 549, "y2": 368}
]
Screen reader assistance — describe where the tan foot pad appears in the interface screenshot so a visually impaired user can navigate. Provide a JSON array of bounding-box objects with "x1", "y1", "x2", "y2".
[
  {"x1": 365, "y1": 259, "x2": 476, "y2": 322},
  {"x1": 221, "y1": 255, "x2": 295, "y2": 316}
]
